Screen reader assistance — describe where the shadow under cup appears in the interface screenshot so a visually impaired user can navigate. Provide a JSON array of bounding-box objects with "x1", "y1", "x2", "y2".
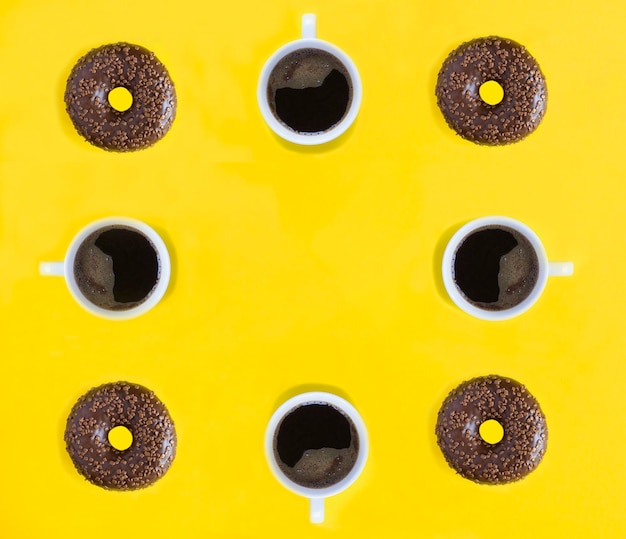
[
  {"x1": 73, "y1": 224, "x2": 161, "y2": 311},
  {"x1": 266, "y1": 47, "x2": 354, "y2": 135},
  {"x1": 272, "y1": 402, "x2": 360, "y2": 489}
]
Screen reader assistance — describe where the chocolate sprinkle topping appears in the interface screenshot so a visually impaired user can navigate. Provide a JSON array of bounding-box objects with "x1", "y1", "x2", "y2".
[
  {"x1": 435, "y1": 36, "x2": 547, "y2": 145},
  {"x1": 64, "y1": 43, "x2": 176, "y2": 151},
  {"x1": 435, "y1": 375, "x2": 547, "y2": 484},
  {"x1": 65, "y1": 382, "x2": 177, "y2": 490}
]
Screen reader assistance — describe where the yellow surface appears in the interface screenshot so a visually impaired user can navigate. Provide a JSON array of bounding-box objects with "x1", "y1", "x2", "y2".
[{"x1": 1, "y1": 0, "x2": 625, "y2": 537}]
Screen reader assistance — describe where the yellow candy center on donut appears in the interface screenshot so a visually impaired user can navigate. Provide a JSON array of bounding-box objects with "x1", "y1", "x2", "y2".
[
  {"x1": 479, "y1": 80, "x2": 504, "y2": 106},
  {"x1": 108, "y1": 425, "x2": 134, "y2": 451},
  {"x1": 108, "y1": 87, "x2": 133, "y2": 112},
  {"x1": 479, "y1": 419, "x2": 504, "y2": 444}
]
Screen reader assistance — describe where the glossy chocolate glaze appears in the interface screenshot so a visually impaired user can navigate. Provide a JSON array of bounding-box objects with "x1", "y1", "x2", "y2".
[
  {"x1": 65, "y1": 382, "x2": 176, "y2": 490},
  {"x1": 436, "y1": 375, "x2": 547, "y2": 484},
  {"x1": 64, "y1": 43, "x2": 176, "y2": 151},
  {"x1": 436, "y1": 36, "x2": 547, "y2": 145}
]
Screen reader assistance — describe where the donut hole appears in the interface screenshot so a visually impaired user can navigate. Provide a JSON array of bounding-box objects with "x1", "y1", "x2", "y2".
[
  {"x1": 479, "y1": 80, "x2": 504, "y2": 105},
  {"x1": 108, "y1": 86, "x2": 133, "y2": 112},
  {"x1": 479, "y1": 419, "x2": 504, "y2": 445},
  {"x1": 108, "y1": 425, "x2": 133, "y2": 451}
]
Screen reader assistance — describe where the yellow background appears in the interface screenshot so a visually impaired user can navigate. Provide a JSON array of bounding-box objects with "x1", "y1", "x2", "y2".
[{"x1": 1, "y1": 0, "x2": 625, "y2": 537}]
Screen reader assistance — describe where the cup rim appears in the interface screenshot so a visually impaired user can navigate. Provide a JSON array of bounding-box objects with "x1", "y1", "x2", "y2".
[
  {"x1": 441, "y1": 216, "x2": 550, "y2": 321},
  {"x1": 63, "y1": 217, "x2": 171, "y2": 320},
  {"x1": 257, "y1": 37, "x2": 362, "y2": 145},
  {"x1": 264, "y1": 391, "x2": 369, "y2": 499}
]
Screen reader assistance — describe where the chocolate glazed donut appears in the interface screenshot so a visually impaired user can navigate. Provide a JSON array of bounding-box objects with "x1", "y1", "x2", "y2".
[
  {"x1": 64, "y1": 43, "x2": 176, "y2": 151},
  {"x1": 435, "y1": 375, "x2": 547, "y2": 484},
  {"x1": 435, "y1": 36, "x2": 547, "y2": 145},
  {"x1": 65, "y1": 382, "x2": 176, "y2": 490}
]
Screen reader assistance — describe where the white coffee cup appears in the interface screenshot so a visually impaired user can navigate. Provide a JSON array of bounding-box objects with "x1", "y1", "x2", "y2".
[
  {"x1": 257, "y1": 13, "x2": 362, "y2": 145},
  {"x1": 442, "y1": 216, "x2": 574, "y2": 321},
  {"x1": 39, "y1": 217, "x2": 171, "y2": 320},
  {"x1": 265, "y1": 392, "x2": 368, "y2": 524}
]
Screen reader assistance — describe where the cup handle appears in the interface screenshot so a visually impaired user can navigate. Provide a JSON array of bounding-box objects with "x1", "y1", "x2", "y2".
[
  {"x1": 302, "y1": 13, "x2": 316, "y2": 39},
  {"x1": 309, "y1": 497, "x2": 324, "y2": 524},
  {"x1": 548, "y1": 261, "x2": 574, "y2": 277},
  {"x1": 39, "y1": 262, "x2": 65, "y2": 276}
]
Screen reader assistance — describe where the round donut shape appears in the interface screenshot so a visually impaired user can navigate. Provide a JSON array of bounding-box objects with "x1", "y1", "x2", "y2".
[
  {"x1": 435, "y1": 375, "x2": 547, "y2": 484},
  {"x1": 64, "y1": 43, "x2": 176, "y2": 151},
  {"x1": 435, "y1": 36, "x2": 547, "y2": 145},
  {"x1": 65, "y1": 382, "x2": 176, "y2": 490}
]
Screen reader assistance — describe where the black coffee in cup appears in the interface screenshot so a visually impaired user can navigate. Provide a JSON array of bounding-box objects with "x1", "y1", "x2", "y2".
[
  {"x1": 74, "y1": 225, "x2": 159, "y2": 311},
  {"x1": 273, "y1": 403, "x2": 359, "y2": 489},
  {"x1": 452, "y1": 225, "x2": 539, "y2": 311},
  {"x1": 267, "y1": 48, "x2": 353, "y2": 134}
]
